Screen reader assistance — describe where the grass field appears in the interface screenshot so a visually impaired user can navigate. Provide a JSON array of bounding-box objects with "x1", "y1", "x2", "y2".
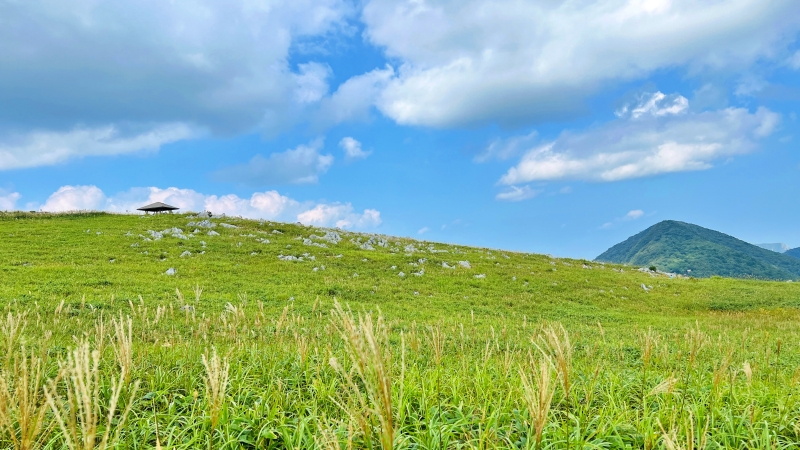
[{"x1": 1, "y1": 211, "x2": 799, "y2": 449}]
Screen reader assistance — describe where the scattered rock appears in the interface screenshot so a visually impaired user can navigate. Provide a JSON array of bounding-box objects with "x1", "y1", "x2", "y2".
[
  {"x1": 220, "y1": 223, "x2": 238, "y2": 229},
  {"x1": 180, "y1": 251, "x2": 191, "y2": 257},
  {"x1": 165, "y1": 268, "x2": 177, "y2": 276},
  {"x1": 458, "y1": 261, "x2": 471, "y2": 269},
  {"x1": 474, "y1": 274, "x2": 486, "y2": 279},
  {"x1": 207, "y1": 231, "x2": 220, "y2": 236}
]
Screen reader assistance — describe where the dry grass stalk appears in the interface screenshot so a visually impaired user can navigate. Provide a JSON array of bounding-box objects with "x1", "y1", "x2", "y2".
[
  {"x1": 44, "y1": 341, "x2": 139, "y2": 450},
  {"x1": 201, "y1": 347, "x2": 230, "y2": 436},
  {"x1": 2, "y1": 312, "x2": 26, "y2": 368},
  {"x1": 111, "y1": 315, "x2": 134, "y2": 384},
  {"x1": 520, "y1": 355, "x2": 555, "y2": 449},
  {"x1": 535, "y1": 323, "x2": 572, "y2": 398},
  {"x1": 648, "y1": 375, "x2": 678, "y2": 396},
  {"x1": 315, "y1": 416, "x2": 341, "y2": 450},
  {"x1": 0, "y1": 347, "x2": 51, "y2": 450},
  {"x1": 742, "y1": 361, "x2": 753, "y2": 386},
  {"x1": 659, "y1": 412, "x2": 709, "y2": 450},
  {"x1": 330, "y1": 301, "x2": 395, "y2": 450},
  {"x1": 428, "y1": 324, "x2": 444, "y2": 366}
]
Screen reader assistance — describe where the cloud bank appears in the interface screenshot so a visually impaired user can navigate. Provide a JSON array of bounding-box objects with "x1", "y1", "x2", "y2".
[
  {"x1": 499, "y1": 92, "x2": 780, "y2": 184},
  {"x1": 0, "y1": 0, "x2": 351, "y2": 168},
  {"x1": 35, "y1": 185, "x2": 381, "y2": 229},
  {"x1": 361, "y1": 0, "x2": 800, "y2": 128}
]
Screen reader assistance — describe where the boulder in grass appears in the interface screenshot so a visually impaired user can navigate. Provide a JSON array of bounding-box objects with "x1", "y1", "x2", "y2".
[
  {"x1": 207, "y1": 231, "x2": 220, "y2": 236},
  {"x1": 165, "y1": 268, "x2": 177, "y2": 276},
  {"x1": 458, "y1": 261, "x2": 471, "y2": 269},
  {"x1": 180, "y1": 251, "x2": 191, "y2": 257},
  {"x1": 474, "y1": 274, "x2": 486, "y2": 279},
  {"x1": 220, "y1": 223, "x2": 238, "y2": 229}
]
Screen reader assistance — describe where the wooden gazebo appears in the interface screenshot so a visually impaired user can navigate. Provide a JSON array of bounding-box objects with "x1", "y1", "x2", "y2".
[{"x1": 136, "y1": 202, "x2": 179, "y2": 214}]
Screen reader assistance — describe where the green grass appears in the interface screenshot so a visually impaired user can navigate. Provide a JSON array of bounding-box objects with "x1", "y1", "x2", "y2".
[{"x1": 1, "y1": 211, "x2": 799, "y2": 449}]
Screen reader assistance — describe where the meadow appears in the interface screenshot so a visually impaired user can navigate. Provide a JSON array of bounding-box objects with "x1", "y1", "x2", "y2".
[{"x1": 0, "y1": 211, "x2": 799, "y2": 449}]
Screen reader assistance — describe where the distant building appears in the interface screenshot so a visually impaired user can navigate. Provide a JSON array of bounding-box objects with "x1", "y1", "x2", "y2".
[{"x1": 136, "y1": 202, "x2": 179, "y2": 214}]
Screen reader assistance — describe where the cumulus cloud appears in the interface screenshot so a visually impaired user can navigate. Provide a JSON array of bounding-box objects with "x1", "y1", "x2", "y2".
[
  {"x1": 41, "y1": 186, "x2": 106, "y2": 212},
  {"x1": 0, "y1": 0, "x2": 351, "y2": 168},
  {"x1": 418, "y1": 227, "x2": 430, "y2": 234},
  {"x1": 601, "y1": 209, "x2": 646, "y2": 229},
  {"x1": 360, "y1": 0, "x2": 800, "y2": 127},
  {"x1": 297, "y1": 203, "x2": 382, "y2": 229},
  {"x1": 495, "y1": 185, "x2": 542, "y2": 202},
  {"x1": 0, "y1": 124, "x2": 197, "y2": 170},
  {"x1": 106, "y1": 186, "x2": 301, "y2": 219},
  {"x1": 499, "y1": 93, "x2": 780, "y2": 184},
  {"x1": 0, "y1": 190, "x2": 21, "y2": 210},
  {"x1": 34, "y1": 184, "x2": 382, "y2": 229},
  {"x1": 339, "y1": 137, "x2": 371, "y2": 160},
  {"x1": 314, "y1": 66, "x2": 395, "y2": 127},
  {"x1": 214, "y1": 139, "x2": 334, "y2": 185}
]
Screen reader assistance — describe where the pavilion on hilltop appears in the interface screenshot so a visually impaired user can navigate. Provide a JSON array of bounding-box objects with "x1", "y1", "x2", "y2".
[{"x1": 136, "y1": 202, "x2": 179, "y2": 214}]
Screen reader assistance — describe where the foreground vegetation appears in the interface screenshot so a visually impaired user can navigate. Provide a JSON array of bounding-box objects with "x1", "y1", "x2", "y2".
[{"x1": 1, "y1": 212, "x2": 799, "y2": 449}]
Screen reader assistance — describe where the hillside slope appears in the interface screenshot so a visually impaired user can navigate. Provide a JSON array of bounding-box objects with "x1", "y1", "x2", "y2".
[
  {"x1": 2, "y1": 212, "x2": 799, "y2": 322},
  {"x1": 595, "y1": 220, "x2": 800, "y2": 280},
  {"x1": 785, "y1": 247, "x2": 800, "y2": 260}
]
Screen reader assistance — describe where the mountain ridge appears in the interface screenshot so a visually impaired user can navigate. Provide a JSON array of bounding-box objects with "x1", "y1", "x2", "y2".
[{"x1": 595, "y1": 220, "x2": 800, "y2": 280}]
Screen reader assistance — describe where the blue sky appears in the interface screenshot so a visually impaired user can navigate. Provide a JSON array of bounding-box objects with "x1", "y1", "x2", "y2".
[{"x1": 1, "y1": 0, "x2": 799, "y2": 259}]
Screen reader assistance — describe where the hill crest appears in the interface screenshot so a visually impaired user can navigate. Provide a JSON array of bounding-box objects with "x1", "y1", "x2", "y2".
[{"x1": 595, "y1": 220, "x2": 800, "y2": 280}]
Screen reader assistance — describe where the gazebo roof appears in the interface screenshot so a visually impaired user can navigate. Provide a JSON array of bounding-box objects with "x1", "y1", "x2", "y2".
[{"x1": 137, "y1": 202, "x2": 179, "y2": 212}]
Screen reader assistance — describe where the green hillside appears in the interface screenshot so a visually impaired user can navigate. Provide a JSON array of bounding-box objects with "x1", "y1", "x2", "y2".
[
  {"x1": 2, "y1": 212, "x2": 800, "y2": 448},
  {"x1": 785, "y1": 246, "x2": 800, "y2": 260},
  {"x1": 595, "y1": 220, "x2": 800, "y2": 280}
]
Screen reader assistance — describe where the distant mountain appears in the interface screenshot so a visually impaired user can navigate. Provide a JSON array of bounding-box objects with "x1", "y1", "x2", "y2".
[
  {"x1": 785, "y1": 247, "x2": 800, "y2": 260},
  {"x1": 596, "y1": 220, "x2": 800, "y2": 280},
  {"x1": 757, "y1": 243, "x2": 789, "y2": 253}
]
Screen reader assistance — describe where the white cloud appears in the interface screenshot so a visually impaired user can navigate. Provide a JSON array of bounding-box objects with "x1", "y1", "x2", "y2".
[
  {"x1": 35, "y1": 184, "x2": 382, "y2": 229},
  {"x1": 495, "y1": 185, "x2": 542, "y2": 202},
  {"x1": 314, "y1": 66, "x2": 395, "y2": 127},
  {"x1": 296, "y1": 203, "x2": 382, "y2": 229},
  {"x1": 41, "y1": 185, "x2": 106, "y2": 212},
  {"x1": 616, "y1": 92, "x2": 689, "y2": 119},
  {"x1": 418, "y1": 227, "x2": 430, "y2": 234},
  {"x1": 601, "y1": 209, "x2": 646, "y2": 229},
  {"x1": 788, "y1": 50, "x2": 800, "y2": 69},
  {"x1": 361, "y1": 0, "x2": 800, "y2": 127},
  {"x1": 339, "y1": 137, "x2": 371, "y2": 160},
  {"x1": 294, "y1": 62, "x2": 332, "y2": 104},
  {"x1": 476, "y1": 132, "x2": 538, "y2": 163},
  {"x1": 106, "y1": 186, "x2": 301, "y2": 219},
  {"x1": 500, "y1": 95, "x2": 780, "y2": 184},
  {"x1": 0, "y1": 0, "x2": 351, "y2": 167},
  {"x1": 0, "y1": 191, "x2": 21, "y2": 210},
  {"x1": 214, "y1": 139, "x2": 334, "y2": 185},
  {"x1": 0, "y1": 124, "x2": 198, "y2": 170},
  {"x1": 626, "y1": 209, "x2": 644, "y2": 220}
]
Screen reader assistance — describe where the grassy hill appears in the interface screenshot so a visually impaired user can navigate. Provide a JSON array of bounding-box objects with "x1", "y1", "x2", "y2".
[
  {"x1": 595, "y1": 220, "x2": 800, "y2": 280},
  {"x1": 1, "y1": 212, "x2": 799, "y2": 448},
  {"x1": 786, "y1": 246, "x2": 800, "y2": 260}
]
